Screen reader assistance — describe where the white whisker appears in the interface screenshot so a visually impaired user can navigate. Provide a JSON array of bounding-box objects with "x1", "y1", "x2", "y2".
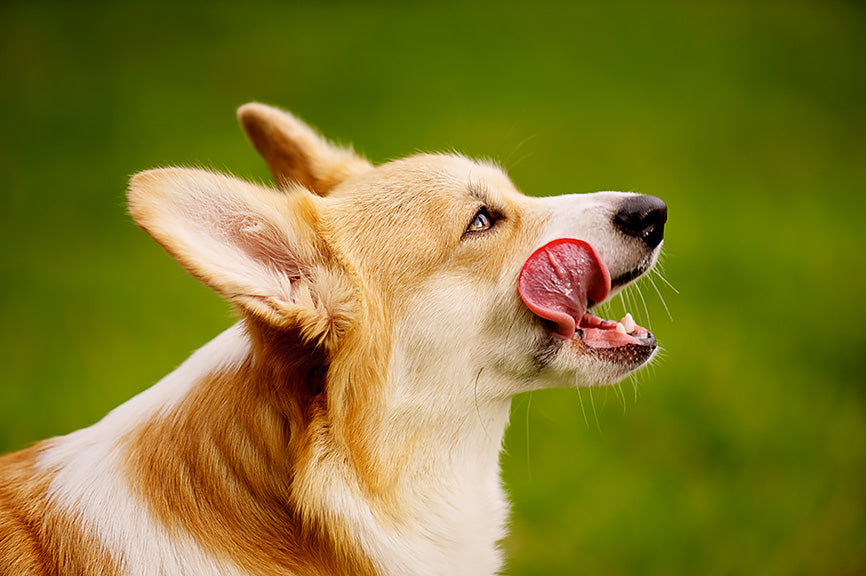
[
  {"x1": 614, "y1": 381, "x2": 627, "y2": 413},
  {"x1": 619, "y1": 289, "x2": 632, "y2": 319},
  {"x1": 504, "y1": 134, "x2": 537, "y2": 171},
  {"x1": 634, "y1": 281, "x2": 652, "y2": 330},
  {"x1": 588, "y1": 388, "x2": 602, "y2": 435},
  {"x1": 576, "y1": 387, "x2": 590, "y2": 429},
  {"x1": 653, "y1": 265, "x2": 680, "y2": 295},
  {"x1": 647, "y1": 273, "x2": 673, "y2": 322}
]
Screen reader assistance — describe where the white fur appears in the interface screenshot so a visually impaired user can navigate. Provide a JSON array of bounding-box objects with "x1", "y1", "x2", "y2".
[
  {"x1": 38, "y1": 324, "x2": 251, "y2": 575},
  {"x1": 346, "y1": 186, "x2": 658, "y2": 574},
  {"x1": 540, "y1": 192, "x2": 639, "y2": 278},
  {"x1": 30, "y1": 190, "x2": 655, "y2": 576},
  {"x1": 4, "y1": 109, "x2": 663, "y2": 575}
]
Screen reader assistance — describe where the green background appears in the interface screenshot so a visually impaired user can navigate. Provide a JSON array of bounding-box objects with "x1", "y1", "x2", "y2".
[{"x1": 1, "y1": 1, "x2": 864, "y2": 574}]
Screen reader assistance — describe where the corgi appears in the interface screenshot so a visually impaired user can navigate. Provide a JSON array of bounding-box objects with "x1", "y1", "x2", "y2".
[{"x1": 0, "y1": 103, "x2": 666, "y2": 576}]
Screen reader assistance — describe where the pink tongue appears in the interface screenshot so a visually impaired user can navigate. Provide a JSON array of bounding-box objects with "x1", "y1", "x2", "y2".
[{"x1": 518, "y1": 239, "x2": 611, "y2": 339}]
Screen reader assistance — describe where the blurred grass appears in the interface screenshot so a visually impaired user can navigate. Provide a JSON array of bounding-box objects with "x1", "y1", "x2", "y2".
[{"x1": 1, "y1": 1, "x2": 864, "y2": 574}]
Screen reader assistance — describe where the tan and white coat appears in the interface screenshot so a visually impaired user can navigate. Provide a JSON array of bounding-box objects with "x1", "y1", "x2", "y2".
[{"x1": 0, "y1": 104, "x2": 664, "y2": 576}]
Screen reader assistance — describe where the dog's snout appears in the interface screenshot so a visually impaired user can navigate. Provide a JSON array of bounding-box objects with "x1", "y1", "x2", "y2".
[{"x1": 613, "y1": 195, "x2": 667, "y2": 248}]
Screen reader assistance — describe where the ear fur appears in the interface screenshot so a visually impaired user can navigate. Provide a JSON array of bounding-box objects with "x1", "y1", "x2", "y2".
[
  {"x1": 128, "y1": 168, "x2": 355, "y2": 345},
  {"x1": 238, "y1": 103, "x2": 372, "y2": 196}
]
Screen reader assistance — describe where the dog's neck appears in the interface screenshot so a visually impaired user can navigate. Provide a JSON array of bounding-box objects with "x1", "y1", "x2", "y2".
[
  {"x1": 293, "y1": 316, "x2": 514, "y2": 575},
  {"x1": 101, "y1": 321, "x2": 511, "y2": 575},
  {"x1": 332, "y1": 315, "x2": 513, "y2": 575}
]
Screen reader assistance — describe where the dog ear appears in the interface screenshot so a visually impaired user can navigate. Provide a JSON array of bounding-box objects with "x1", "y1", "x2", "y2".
[
  {"x1": 237, "y1": 103, "x2": 372, "y2": 196},
  {"x1": 128, "y1": 168, "x2": 355, "y2": 345}
]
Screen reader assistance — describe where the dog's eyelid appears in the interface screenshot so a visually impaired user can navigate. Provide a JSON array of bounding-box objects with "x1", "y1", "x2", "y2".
[{"x1": 463, "y1": 205, "x2": 500, "y2": 237}]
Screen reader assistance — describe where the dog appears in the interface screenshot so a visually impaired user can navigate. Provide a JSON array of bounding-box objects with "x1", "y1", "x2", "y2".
[{"x1": 0, "y1": 103, "x2": 666, "y2": 575}]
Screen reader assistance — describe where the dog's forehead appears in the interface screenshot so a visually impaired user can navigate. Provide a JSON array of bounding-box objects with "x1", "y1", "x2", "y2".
[
  {"x1": 406, "y1": 154, "x2": 515, "y2": 198},
  {"x1": 332, "y1": 153, "x2": 517, "y2": 205},
  {"x1": 316, "y1": 154, "x2": 527, "y2": 287}
]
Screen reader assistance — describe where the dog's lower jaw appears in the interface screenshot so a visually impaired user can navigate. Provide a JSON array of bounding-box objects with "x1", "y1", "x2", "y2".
[{"x1": 564, "y1": 340, "x2": 657, "y2": 389}]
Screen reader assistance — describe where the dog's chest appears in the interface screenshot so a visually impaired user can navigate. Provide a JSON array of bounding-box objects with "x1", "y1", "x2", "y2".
[{"x1": 365, "y1": 467, "x2": 510, "y2": 576}]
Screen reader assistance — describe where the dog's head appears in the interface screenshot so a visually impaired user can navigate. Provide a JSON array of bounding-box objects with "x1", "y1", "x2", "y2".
[{"x1": 128, "y1": 104, "x2": 665, "y2": 406}]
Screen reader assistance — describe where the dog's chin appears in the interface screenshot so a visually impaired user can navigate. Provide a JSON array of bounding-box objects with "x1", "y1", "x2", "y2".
[
  {"x1": 532, "y1": 296, "x2": 658, "y2": 387},
  {"x1": 539, "y1": 317, "x2": 657, "y2": 386}
]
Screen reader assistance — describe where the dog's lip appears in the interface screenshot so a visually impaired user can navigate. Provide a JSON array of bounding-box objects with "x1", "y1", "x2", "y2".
[
  {"x1": 575, "y1": 310, "x2": 656, "y2": 350},
  {"x1": 610, "y1": 266, "x2": 646, "y2": 289}
]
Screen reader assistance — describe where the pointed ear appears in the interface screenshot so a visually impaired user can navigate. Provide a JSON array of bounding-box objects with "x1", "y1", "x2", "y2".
[
  {"x1": 237, "y1": 103, "x2": 372, "y2": 196},
  {"x1": 128, "y1": 168, "x2": 355, "y2": 345}
]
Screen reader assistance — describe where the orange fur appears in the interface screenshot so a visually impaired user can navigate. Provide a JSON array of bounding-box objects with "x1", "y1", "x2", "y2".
[
  {"x1": 0, "y1": 103, "x2": 664, "y2": 575},
  {"x1": 123, "y1": 321, "x2": 377, "y2": 575},
  {"x1": 0, "y1": 447, "x2": 119, "y2": 576},
  {"x1": 238, "y1": 103, "x2": 372, "y2": 195}
]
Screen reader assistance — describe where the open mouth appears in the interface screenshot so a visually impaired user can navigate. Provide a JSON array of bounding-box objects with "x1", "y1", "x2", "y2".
[
  {"x1": 578, "y1": 309, "x2": 655, "y2": 349},
  {"x1": 518, "y1": 238, "x2": 657, "y2": 362}
]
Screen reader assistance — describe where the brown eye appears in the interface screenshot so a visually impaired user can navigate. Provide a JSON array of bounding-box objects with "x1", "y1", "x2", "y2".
[{"x1": 467, "y1": 208, "x2": 493, "y2": 233}]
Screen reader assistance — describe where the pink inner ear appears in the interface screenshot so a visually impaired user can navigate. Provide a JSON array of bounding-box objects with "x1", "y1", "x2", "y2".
[{"x1": 518, "y1": 239, "x2": 611, "y2": 339}]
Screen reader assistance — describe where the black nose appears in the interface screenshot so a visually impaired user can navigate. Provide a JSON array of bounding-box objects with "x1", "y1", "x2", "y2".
[{"x1": 613, "y1": 195, "x2": 667, "y2": 248}]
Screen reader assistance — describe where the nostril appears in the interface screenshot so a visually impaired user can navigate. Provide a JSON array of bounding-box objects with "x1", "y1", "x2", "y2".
[{"x1": 613, "y1": 195, "x2": 667, "y2": 248}]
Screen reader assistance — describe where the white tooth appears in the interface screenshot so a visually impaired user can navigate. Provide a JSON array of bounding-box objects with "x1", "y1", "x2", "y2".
[
  {"x1": 615, "y1": 322, "x2": 627, "y2": 334},
  {"x1": 622, "y1": 313, "x2": 636, "y2": 334}
]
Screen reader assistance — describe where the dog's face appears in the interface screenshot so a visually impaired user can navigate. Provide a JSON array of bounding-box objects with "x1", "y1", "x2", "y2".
[
  {"x1": 321, "y1": 154, "x2": 663, "y2": 400},
  {"x1": 129, "y1": 104, "x2": 664, "y2": 409}
]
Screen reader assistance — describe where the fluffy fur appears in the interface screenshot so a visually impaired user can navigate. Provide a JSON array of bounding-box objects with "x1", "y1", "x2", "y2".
[{"x1": 0, "y1": 104, "x2": 665, "y2": 575}]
